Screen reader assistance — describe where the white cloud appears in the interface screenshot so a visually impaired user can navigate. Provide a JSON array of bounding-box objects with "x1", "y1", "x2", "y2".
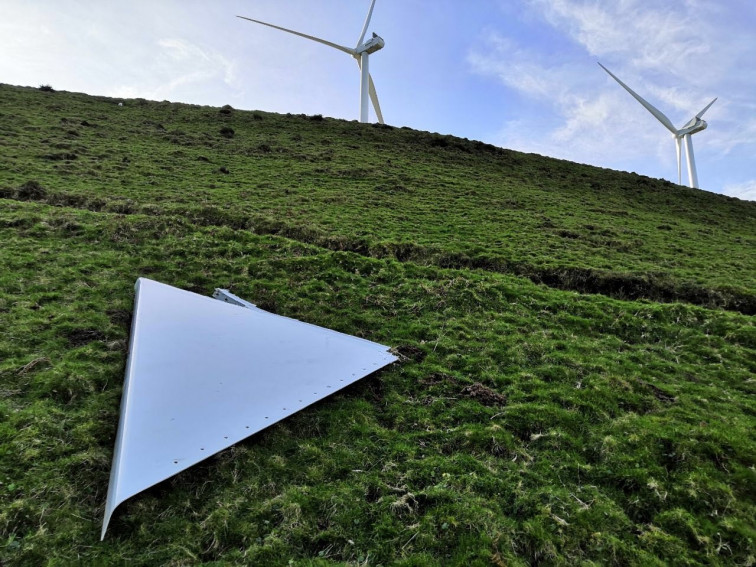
[
  {"x1": 106, "y1": 38, "x2": 239, "y2": 104},
  {"x1": 721, "y1": 180, "x2": 756, "y2": 201},
  {"x1": 157, "y1": 38, "x2": 239, "y2": 88},
  {"x1": 469, "y1": 0, "x2": 756, "y2": 195},
  {"x1": 468, "y1": 33, "x2": 666, "y2": 167},
  {"x1": 530, "y1": 0, "x2": 718, "y2": 80}
]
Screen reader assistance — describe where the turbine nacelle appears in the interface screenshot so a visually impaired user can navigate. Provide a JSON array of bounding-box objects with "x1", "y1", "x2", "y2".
[
  {"x1": 356, "y1": 33, "x2": 384, "y2": 55},
  {"x1": 678, "y1": 117, "x2": 707, "y2": 136},
  {"x1": 677, "y1": 96, "x2": 716, "y2": 136}
]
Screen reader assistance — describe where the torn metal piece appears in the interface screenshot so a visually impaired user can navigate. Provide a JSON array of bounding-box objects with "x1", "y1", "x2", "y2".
[
  {"x1": 102, "y1": 278, "x2": 396, "y2": 539},
  {"x1": 212, "y1": 288, "x2": 258, "y2": 310}
]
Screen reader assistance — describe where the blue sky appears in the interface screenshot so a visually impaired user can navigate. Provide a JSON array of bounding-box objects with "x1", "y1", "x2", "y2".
[{"x1": 2, "y1": 0, "x2": 754, "y2": 200}]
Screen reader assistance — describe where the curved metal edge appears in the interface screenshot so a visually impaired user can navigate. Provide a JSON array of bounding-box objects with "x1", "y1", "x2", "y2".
[{"x1": 101, "y1": 278, "x2": 147, "y2": 540}]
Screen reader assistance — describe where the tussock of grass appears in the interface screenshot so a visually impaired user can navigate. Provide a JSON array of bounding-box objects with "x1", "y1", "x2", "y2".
[{"x1": 0, "y1": 84, "x2": 754, "y2": 565}]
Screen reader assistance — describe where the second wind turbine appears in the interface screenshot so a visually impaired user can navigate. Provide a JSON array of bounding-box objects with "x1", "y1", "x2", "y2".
[
  {"x1": 598, "y1": 62, "x2": 716, "y2": 189},
  {"x1": 238, "y1": 0, "x2": 385, "y2": 124}
]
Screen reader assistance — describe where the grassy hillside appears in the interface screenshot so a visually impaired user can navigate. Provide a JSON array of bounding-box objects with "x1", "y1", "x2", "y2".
[
  {"x1": 1, "y1": 84, "x2": 754, "y2": 312},
  {"x1": 1, "y1": 84, "x2": 754, "y2": 565}
]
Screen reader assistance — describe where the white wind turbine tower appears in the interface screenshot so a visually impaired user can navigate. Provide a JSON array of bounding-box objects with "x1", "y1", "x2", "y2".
[
  {"x1": 598, "y1": 62, "x2": 717, "y2": 189},
  {"x1": 238, "y1": 0, "x2": 385, "y2": 124}
]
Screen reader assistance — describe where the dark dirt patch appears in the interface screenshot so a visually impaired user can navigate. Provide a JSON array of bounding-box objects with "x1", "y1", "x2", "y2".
[
  {"x1": 65, "y1": 328, "x2": 106, "y2": 347},
  {"x1": 393, "y1": 345, "x2": 427, "y2": 363},
  {"x1": 106, "y1": 309, "x2": 132, "y2": 328},
  {"x1": 460, "y1": 382, "x2": 507, "y2": 407},
  {"x1": 16, "y1": 180, "x2": 47, "y2": 201}
]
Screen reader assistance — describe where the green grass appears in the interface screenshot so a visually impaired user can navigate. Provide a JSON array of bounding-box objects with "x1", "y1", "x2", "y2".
[
  {"x1": 1, "y1": 84, "x2": 754, "y2": 312},
  {"x1": 0, "y1": 84, "x2": 754, "y2": 565}
]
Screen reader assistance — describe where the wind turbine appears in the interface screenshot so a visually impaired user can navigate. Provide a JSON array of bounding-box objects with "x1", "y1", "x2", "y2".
[
  {"x1": 598, "y1": 62, "x2": 717, "y2": 189},
  {"x1": 238, "y1": 0, "x2": 385, "y2": 124}
]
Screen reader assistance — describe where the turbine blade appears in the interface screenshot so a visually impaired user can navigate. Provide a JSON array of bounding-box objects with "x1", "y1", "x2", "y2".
[
  {"x1": 598, "y1": 62, "x2": 678, "y2": 134},
  {"x1": 695, "y1": 97, "x2": 717, "y2": 119},
  {"x1": 237, "y1": 16, "x2": 354, "y2": 55},
  {"x1": 356, "y1": 57, "x2": 383, "y2": 123},
  {"x1": 356, "y1": 0, "x2": 377, "y2": 48},
  {"x1": 368, "y1": 73, "x2": 384, "y2": 124},
  {"x1": 684, "y1": 134, "x2": 699, "y2": 188}
]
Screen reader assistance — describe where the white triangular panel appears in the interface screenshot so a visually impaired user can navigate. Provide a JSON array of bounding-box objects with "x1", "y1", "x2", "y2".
[{"x1": 102, "y1": 278, "x2": 396, "y2": 539}]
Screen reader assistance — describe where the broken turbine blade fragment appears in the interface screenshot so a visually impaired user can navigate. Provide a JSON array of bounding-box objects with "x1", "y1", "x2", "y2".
[
  {"x1": 211, "y1": 287, "x2": 258, "y2": 310},
  {"x1": 102, "y1": 278, "x2": 397, "y2": 539}
]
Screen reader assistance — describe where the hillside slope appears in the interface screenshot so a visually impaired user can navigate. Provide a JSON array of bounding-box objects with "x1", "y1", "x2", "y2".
[
  {"x1": 1, "y1": 84, "x2": 754, "y2": 312},
  {"x1": 1, "y1": 84, "x2": 754, "y2": 565}
]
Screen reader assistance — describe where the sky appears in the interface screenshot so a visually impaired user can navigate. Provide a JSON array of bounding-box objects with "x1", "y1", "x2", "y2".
[{"x1": 2, "y1": 0, "x2": 754, "y2": 201}]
